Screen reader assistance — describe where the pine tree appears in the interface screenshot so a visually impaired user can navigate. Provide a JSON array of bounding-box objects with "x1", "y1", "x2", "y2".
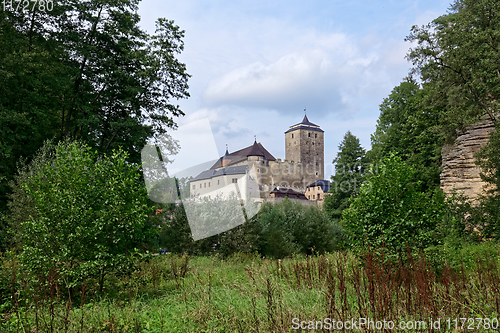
[{"x1": 324, "y1": 131, "x2": 367, "y2": 221}]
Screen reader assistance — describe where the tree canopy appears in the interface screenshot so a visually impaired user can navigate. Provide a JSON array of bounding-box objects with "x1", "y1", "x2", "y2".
[
  {"x1": 0, "y1": 0, "x2": 190, "y2": 212},
  {"x1": 406, "y1": 0, "x2": 500, "y2": 132},
  {"x1": 369, "y1": 81, "x2": 444, "y2": 192},
  {"x1": 324, "y1": 131, "x2": 367, "y2": 221},
  {"x1": 406, "y1": 0, "x2": 500, "y2": 239}
]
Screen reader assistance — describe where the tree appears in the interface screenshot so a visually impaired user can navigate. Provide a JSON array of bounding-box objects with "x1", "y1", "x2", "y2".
[
  {"x1": 406, "y1": 0, "x2": 500, "y2": 238},
  {"x1": 342, "y1": 154, "x2": 446, "y2": 260},
  {"x1": 369, "y1": 81, "x2": 444, "y2": 192},
  {"x1": 406, "y1": 0, "x2": 500, "y2": 131},
  {"x1": 14, "y1": 141, "x2": 152, "y2": 291},
  {"x1": 324, "y1": 131, "x2": 367, "y2": 221},
  {"x1": 0, "y1": 0, "x2": 190, "y2": 211}
]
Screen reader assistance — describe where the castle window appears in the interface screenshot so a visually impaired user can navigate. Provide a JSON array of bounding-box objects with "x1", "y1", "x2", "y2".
[
  {"x1": 291, "y1": 133, "x2": 294, "y2": 138},
  {"x1": 208, "y1": 183, "x2": 210, "y2": 187},
  {"x1": 318, "y1": 186, "x2": 320, "y2": 190},
  {"x1": 218, "y1": 180, "x2": 220, "y2": 185},
  {"x1": 232, "y1": 178, "x2": 237, "y2": 183},
  {"x1": 199, "y1": 184, "x2": 202, "y2": 188},
  {"x1": 315, "y1": 133, "x2": 317, "y2": 138},
  {"x1": 204, "y1": 183, "x2": 206, "y2": 188},
  {"x1": 308, "y1": 133, "x2": 310, "y2": 137},
  {"x1": 313, "y1": 195, "x2": 315, "y2": 199},
  {"x1": 308, "y1": 195, "x2": 310, "y2": 199},
  {"x1": 312, "y1": 142, "x2": 314, "y2": 145}
]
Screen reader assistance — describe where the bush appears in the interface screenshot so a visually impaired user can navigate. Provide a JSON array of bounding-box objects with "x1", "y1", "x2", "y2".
[
  {"x1": 342, "y1": 154, "x2": 446, "y2": 260},
  {"x1": 257, "y1": 199, "x2": 345, "y2": 258},
  {"x1": 158, "y1": 198, "x2": 263, "y2": 257},
  {"x1": 158, "y1": 203, "x2": 195, "y2": 254},
  {"x1": 10, "y1": 140, "x2": 152, "y2": 291},
  {"x1": 158, "y1": 197, "x2": 345, "y2": 259}
]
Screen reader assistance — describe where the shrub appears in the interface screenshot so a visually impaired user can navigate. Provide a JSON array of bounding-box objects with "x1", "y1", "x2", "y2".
[
  {"x1": 342, "y1": 154, "x2": 446, "y2": 260},
  {"x1": 157, "y1": 197, "x2": 345, "y2": 259},
  {"x1": 11, "y1": 140, "x2": 152, "y2": 292},
  {"x1": 257, "y1": 199, "x2": 345, "y2": 258}
]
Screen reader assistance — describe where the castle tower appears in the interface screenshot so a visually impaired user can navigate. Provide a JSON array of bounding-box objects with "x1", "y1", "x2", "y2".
[{"x1": 285, "y1": 115, "x2": 324, "y2": 181}]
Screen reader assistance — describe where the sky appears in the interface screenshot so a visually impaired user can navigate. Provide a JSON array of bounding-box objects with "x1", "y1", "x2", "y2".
[{"x1": 138, "y1": 0, "x2": 452, "y2": 179}]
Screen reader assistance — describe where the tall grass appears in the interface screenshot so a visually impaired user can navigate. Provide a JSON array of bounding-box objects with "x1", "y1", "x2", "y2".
[{"x1": 0, "y1": 248, "x2": 499, "y2": 332}]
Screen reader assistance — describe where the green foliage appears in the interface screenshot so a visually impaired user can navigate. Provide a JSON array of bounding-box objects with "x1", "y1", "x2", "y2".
[
  {"x1": 6, "y1": 140, "x2": 57, "y2": 252},
  {"x1": 342, "y1": 154, "x2": 446, "y2": 259},
  {"x1": 13, "y1": 140, "x2": 152, "y2": 290},
  {"x1": 257, "y1": 199, "x2": 345, "y2": 258},
  {"x1": 475, "y1": 125, "x2": 500, "y2": 239},
  {"x1": 405, "y1": 0, "x2": 500, "y2": 241},
  {"x1": 158, "y1": 203, "x2": 194, "y2": 254},
  {"x1": 157, "y1": 198, "x2": 263, "y2": 257},
  {"x1": 3, "y1": 250, "x2": 500, "y2": 332},
  {"x1": 425, "y1": 241, "x2": 500, "y2": 273},
  {"x1": 369, "y1": 81, "x2": 444, "y2": 192},
  {"x1": 0, "y1": 0, "x2": 190, "y2": 213},
  {"x1": 406, "y1": 0, "x2": 500, "y2": 132},
  {"x1": 157, "y1": 198, "x2": 344, "y2": 259},
  {"x1": 324, "y1": 131, "x2": 367, "y2": 222}
]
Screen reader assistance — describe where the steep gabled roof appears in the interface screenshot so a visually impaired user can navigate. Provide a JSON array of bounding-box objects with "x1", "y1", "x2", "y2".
[
  {"x1": 247, "y1": 140, "x2": 265, "y2": 157},
  {"x1": 229, "y1": 142, "x2": 275, "y2": 160},
  {"x1": 209, "y1": 141, "x2": 276, "y2": 170}
]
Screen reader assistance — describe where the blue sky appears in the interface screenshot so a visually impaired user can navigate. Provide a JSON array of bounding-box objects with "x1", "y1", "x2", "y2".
[{"x1": 138, "y1": 0, "x2": 452, "y2": 178}]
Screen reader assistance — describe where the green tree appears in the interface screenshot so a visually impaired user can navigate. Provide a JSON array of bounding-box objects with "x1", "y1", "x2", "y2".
[
  {"x1": 406, "y1": 0, "x2": 500, "y2": 238},
  {"x1": 324, "y1": 131, "x2": 367, "y2": 221},
  {"x1": 406, "y1": 0, "x2": 500, "y2": 131},
  {"x1": 342, "y1": 154, "x2": 446, "y2": 260},
  {"x1": 369, "y1": 81, "x2": 444, "y2": 191},
  {"x1": 14, "y1": 141, "x2": 152, "y2": 291},
  {"x1": 0, "y1": 0, "x2": 190, "y2": 211}
]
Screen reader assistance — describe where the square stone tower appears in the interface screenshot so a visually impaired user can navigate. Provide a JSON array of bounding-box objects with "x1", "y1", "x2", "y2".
[{"x1": 285, "y1": 115, "x2": 324, "y2": 181}]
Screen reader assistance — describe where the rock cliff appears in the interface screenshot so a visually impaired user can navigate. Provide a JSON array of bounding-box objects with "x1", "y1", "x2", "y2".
[{"x1": 440, "y1": 120, "x2": 496, "y2": 199}]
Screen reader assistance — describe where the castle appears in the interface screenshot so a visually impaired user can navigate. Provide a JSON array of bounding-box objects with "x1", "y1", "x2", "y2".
[{"x1": 190, "y1": 115, "x2": 326, "y2": 201}]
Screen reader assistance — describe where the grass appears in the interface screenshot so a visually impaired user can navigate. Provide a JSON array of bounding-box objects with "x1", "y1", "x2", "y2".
[{"x1": 1, "y1": 248, "x2": 500, "y2": 332}]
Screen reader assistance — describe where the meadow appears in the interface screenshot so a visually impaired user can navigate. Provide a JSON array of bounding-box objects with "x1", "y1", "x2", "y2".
[{"x1": 1, "y1": 245, "x2": 500, "y2": 332}]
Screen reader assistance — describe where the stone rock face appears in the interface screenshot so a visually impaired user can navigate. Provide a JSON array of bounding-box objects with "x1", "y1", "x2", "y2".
[{"x1": 441, "y1": 120, "x2": 496, "y2": 199}]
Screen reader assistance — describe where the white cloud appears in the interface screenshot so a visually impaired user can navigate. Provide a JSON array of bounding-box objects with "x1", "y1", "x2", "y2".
[{"x1": 201, "y1": 30, "x2": 412, "y2": 117}]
